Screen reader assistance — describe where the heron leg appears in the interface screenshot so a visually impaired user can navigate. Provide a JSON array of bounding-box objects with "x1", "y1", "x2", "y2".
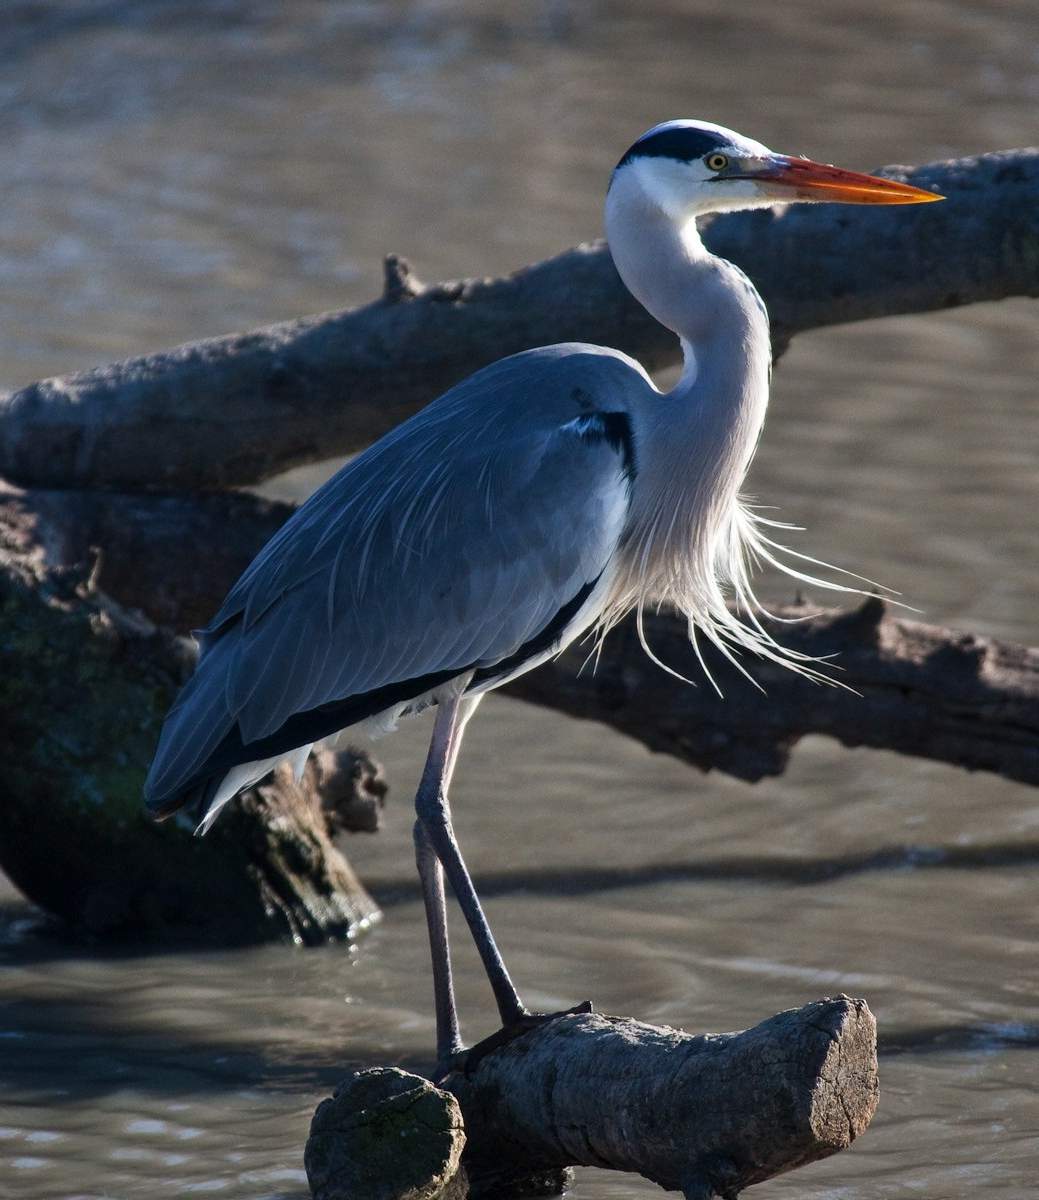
[
  {"x1": 413, "y1": 818, "x2": 463, "y2": 1065},
  {"x1": 415, "y1": 693, "x2": 527, "y2": 1030}
]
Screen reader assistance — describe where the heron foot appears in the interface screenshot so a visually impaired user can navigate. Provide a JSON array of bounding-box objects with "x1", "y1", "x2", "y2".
[
  {"x1": 431, "y1": 1046, "x2": 470, "y2": 1085},
  {"x1": 436, "y1": 1000, "x2": 594, "y2": 1081}
]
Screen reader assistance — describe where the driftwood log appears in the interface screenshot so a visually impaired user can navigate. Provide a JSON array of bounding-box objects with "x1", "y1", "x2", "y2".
[
  {"x1": 0, "y1": 479, "x2": 290, "y2": 631},
  {"x1": 1, "y1": 149, "x2": 1036, "y2": 491},
  {"x1": 0, "y1": 531, "x2": 384, "y2": 942},
  {"x1": 305, "y1": 997, "x2": 878, "y2": 1200},
  {"x1": 7, "y1": 483, "x2": 1037, "y2": 789}
]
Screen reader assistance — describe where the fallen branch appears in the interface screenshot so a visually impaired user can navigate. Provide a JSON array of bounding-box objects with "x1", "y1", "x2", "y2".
[
  {"x1": 305, "y1": 997, "x2": 878, "y2": 1199},
  {"x1": 0, "y1": 537, "x2": 383, "y2": 943},
  {"x1": 512, "y1": 596, "x2": 1039, "y2": 785},
  {"x1": 1, "y1": 150, "x2": 1035, "y2": 491},
  {"x1": 0, "y1": 479, "x2": 288, "y2": 631},
  {"x1": 7, "y1": 483, "x2": 1037, "y2": 788}
]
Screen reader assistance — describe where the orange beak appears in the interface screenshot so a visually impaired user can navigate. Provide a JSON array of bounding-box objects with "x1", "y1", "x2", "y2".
[{"x1": 754, "y1": 155, "x2": 944, "y2": 205}]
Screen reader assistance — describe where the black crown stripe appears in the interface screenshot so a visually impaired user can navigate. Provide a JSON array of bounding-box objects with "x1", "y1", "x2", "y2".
[{"x1": 616, "y1": 127, "x2": 728, "y2": 171}]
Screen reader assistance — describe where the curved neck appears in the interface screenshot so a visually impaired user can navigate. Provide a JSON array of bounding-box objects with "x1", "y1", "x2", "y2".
[
  {"x1": 603, "y1": 169, "x2": 775, "y2": 586},
  {"x1": 604, "y1": 170, "x2": 770, "y2": 396}
]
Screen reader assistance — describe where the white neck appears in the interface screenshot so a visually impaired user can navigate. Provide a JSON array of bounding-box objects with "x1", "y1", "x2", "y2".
[
  {"x1": 592, "y1": 134, "x2": 855, "y2": 690},
  {"x1": 600, "y1": 165, "x2": 775, "y2": 637},
  {"x1": 604, "y1": 165, "x2": 772, "y2": 402}
]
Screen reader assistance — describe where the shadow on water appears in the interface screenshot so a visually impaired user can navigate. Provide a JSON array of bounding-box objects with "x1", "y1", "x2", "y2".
[
  {"x1": 881, "y1": 1023, "x2": 1039, "y2": 1057},
  {"x1": 3, "y1": 990, "x2": 1038, "y2": 1107},
  {"x1": 0, "y1": 901, "x2": 298, "y2": 967},
  {"x1": 0, "y1": 991, "x2": 434, "y2": 1103},
  {"x1": 366, "y1": 839, "x2": 1039, "y2": 908},
  {"x1": 4, "y1": 836, "x2": 1036, "y2": 1107},
  {"x1": 3, "y1": 837, "x2": 1037, "y2": 964}
]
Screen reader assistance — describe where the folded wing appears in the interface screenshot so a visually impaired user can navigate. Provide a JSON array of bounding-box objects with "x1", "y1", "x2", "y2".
[{"x1": 144, "y1": 344, "x2": 644, "y2": 819}]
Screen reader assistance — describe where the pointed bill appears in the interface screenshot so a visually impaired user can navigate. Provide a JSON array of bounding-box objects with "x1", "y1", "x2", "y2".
[{"x1": 758, "y1": 156, "x2": 944, "y2": 205}]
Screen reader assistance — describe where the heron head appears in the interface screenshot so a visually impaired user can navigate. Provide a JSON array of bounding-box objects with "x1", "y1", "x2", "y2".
[{"x1": 609, "y1": 119, "x2": 942, "y2": 220}]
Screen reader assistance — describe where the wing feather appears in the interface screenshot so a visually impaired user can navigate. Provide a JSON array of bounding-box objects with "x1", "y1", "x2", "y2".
[{"x1": 144, "y1": 344, "x2": 648, "y2": 812}]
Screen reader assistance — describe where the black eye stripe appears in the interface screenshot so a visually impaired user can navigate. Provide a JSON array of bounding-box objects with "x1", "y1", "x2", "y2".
[{"x1": 615, "y1": 126, "x2": 730, "y2": 170}]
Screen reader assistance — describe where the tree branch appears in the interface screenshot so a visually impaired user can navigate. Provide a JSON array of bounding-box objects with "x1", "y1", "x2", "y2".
[
  {"x1": 305, "y1": 998, "x2": 878, "y2": 1199},
  {"x1": 1, "y1": 150, "x2": 1035, "y2": 492},
  {"x1": 512, "y1": 596, "x2": 1039, "y2": 786}
]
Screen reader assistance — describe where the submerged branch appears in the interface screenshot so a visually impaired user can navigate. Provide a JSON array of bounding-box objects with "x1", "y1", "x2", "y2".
[
  {"x1": 0, "y1": 520, "x2": 383, "y2": 943},
  {"x1": 1, "y1": 149, "x2": 1036, "y2": 492}
]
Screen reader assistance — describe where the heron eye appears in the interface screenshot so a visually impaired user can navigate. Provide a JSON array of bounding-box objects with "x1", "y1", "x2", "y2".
[{"x1": 705, "y1": 153, "x2": 729, "y2": 172}]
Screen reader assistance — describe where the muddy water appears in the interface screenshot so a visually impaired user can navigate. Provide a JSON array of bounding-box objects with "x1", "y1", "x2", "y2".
[{"x1": 2, "y1": 2, "x2": 1038, "y2": 1197}]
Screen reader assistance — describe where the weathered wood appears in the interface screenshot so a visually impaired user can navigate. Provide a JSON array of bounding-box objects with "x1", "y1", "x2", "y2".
[
  {"x1": 1, "y1": 150, "x2": 1035, "y2": 492},
  {"x1": 306, "y1": 1068, "x2": 470, "y2": 1200},
  {"x1": 0, "y1": 542, "x2": 382, "y2": 943},
  {"x1": 305, "y1": 997, "x2": 878, "y2": 1199},
  {"x1": 0, "y1": 479, "x2": 290, "y2": 632},
  {"x1": 8, "y1": 484, "x2": 1037, "y2": 789},
  {"x1": 513, "y1": 596, "x2": 1039, "y2": 786}
]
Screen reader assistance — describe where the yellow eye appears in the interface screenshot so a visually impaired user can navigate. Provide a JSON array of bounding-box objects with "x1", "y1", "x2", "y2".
[{"x1": 705, "y1": 153, "x2": 729, "y2": 172}]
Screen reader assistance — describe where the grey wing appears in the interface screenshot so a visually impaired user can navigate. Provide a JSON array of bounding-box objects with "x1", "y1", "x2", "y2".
[{"x1": 144, "y1": 344, "x2": 644, "y2": 814}]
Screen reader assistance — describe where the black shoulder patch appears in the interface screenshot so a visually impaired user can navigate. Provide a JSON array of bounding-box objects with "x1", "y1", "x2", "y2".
[
  {"x1": 616, "y1": 126, "x2": 728, "y2": 171},
  {"x1": 565, "y1": 411, "x2": 637, "y2": 487}
]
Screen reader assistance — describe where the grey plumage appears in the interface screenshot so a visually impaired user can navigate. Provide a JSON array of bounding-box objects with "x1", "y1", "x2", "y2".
[
  {"x1": 144, "y1": 344, "x2": 645, "y2": 823},
  {"x1": 143, "y1": 119, "x2": 939, "y2": 1068}
]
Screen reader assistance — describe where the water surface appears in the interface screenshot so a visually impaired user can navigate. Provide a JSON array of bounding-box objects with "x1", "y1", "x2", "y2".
[{"x1": 2, "y1": 2, "x2": 1038, "y2": 1196}]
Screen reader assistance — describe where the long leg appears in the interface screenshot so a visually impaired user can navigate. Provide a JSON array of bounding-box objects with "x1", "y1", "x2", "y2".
[
  {"x1": 413, "y1": 818, "x2": 461, "y2": 1064},
  {"x1": 415, "y1": 692, "x2": 526, "y2": 1031},
  {"x1": 412, "y1": 694, "x2": 478, "y2": 1064}
]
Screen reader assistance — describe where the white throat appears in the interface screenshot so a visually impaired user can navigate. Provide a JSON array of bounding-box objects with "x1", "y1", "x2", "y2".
[
  {"x1": 594, "y1": 123, "x2": 877, "y2": 694},
  {"x1": 599, "y1": 155, "x2": 779, "y2": 689},
  {"x1": 604, "y1": 163, "x2": 771, "y2": 393}
]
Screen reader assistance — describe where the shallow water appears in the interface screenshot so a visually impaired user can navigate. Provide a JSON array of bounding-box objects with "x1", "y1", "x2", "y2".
[{"x1": 2, "y1": 2, "x2": 1038, "y2": 1197}]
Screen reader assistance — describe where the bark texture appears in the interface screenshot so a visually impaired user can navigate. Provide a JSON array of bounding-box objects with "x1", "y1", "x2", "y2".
[
  {"x1": 306, "y1": 1068, "x2": 470, "y2": 1200},
  {"x1": 0, "y1": 479, "x2": 291, "y2": 630},
  {"x1": 306, "y1": 997, "x2": 878, "y2": 1200},
  {"x1": 512, "y1": 596, "x2": 1039, "y2": 785},
  {"x1": 1, "y1": 150, "x2": 1035, "y2": 492}
]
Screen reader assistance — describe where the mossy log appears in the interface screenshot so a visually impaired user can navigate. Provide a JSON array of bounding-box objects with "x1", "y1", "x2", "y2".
[
  {"x1": 0, "y1": 547, "x2": 383, "y2": 943},
  {"x1": 305, "y1": 997, "x2": 878, "y2": 1200}
]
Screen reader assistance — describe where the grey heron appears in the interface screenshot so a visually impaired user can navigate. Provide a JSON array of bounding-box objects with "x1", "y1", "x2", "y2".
[{"x1": 144, "y1": 120, "x2": 940, "y2": 1072}]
